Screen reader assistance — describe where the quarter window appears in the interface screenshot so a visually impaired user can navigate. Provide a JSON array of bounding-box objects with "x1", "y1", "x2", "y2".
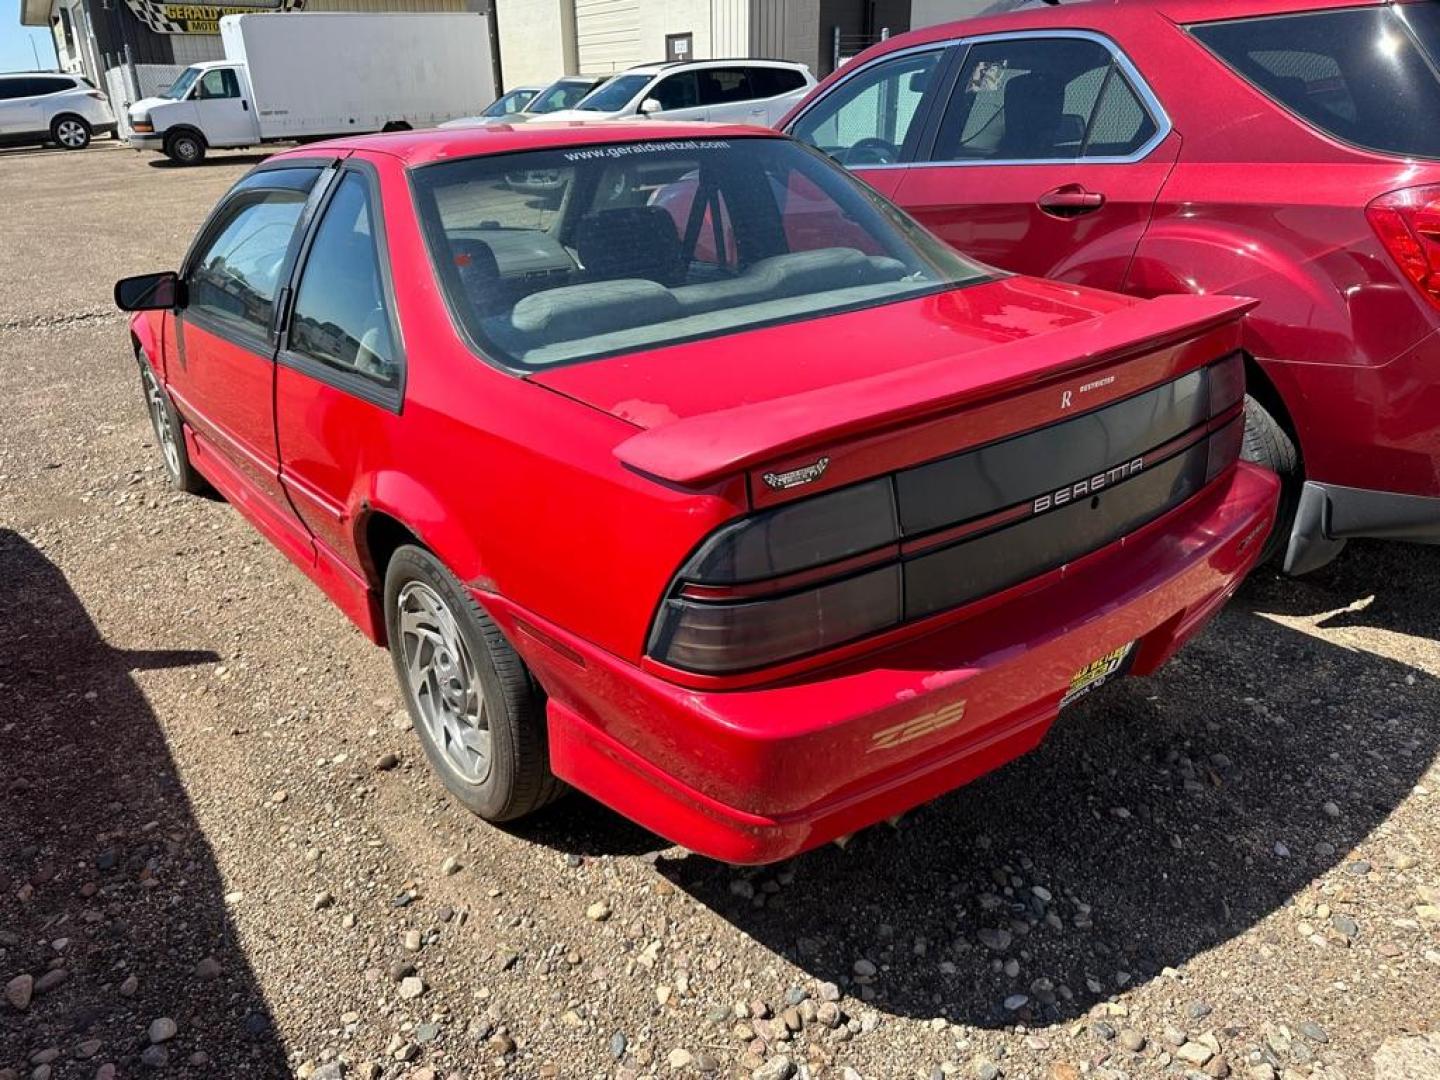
[
  {"x1": 187, "y1": 187, "x2": 309, "y2": 339},
  {"x1": 933, "y1": 37, "x2": 1157, "y2": 162},
  {"x1": 748, "y1": 66, "x2": 807, "y2": 98},
  {"x1": 290, "y1": 173, "x2": 401, "y2": 389},
  {"x1": 1191, "y1": 6, "x2": 1440, "y2": 159},
  {"x1": 790, "y1": 49, "x2": 943, "y2": 166}
]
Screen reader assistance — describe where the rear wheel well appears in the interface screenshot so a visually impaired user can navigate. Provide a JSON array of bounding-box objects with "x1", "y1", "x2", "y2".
[
  {"x1": 362, "y1": 511, "x2": 422, "y2": 591},
  {"x1": 1243, "y1": 354, "x2": 1302, "y2": 473}
]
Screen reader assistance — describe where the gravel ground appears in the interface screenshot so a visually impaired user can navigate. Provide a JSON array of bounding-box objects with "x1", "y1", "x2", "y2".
[{"x1": 1, "y1": 143, "x2": 1437, "y2": 1080}]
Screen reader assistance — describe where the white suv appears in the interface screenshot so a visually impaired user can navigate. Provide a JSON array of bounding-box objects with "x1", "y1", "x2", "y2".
[
  {"x1": 544, "y1": 59, "x2": 815, "y2": 126},
  {"x1": 0, "y1": 72, "x2": 116, "y2": 151}
]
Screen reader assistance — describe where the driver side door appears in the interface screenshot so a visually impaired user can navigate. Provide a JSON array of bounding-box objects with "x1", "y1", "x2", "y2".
[
  {"x1": 168, "y1": 165, "x2": 324, "y2": 554},
  {"x1": 786, "y1": 46, "x2": 956, "y2": 201}
]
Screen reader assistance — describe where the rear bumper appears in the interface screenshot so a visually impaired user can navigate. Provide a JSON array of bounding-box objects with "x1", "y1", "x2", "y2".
[
  {"x1": 1284, "y1": 480, "x2": 1440, "y2": 574},
  {"x1": 126, "y1": 132, "x2": 165, "y2": 149},
  {"x1": 491, "y1": 463, "x2": 1279, "y2": 864}
]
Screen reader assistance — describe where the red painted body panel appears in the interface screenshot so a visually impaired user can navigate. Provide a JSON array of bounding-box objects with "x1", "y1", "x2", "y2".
[
  {"x1": 128, "y1": 122, "x2": 1278, "y2": 862},
  {"x1": 787, "y1": 0, "x2": 1440, "y2": 504},
  {"x1": 500, "y1": 463, "x2": 1277, "y2": 864}
]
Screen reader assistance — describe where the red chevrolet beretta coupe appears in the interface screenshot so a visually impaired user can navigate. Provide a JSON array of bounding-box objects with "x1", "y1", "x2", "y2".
[{"x1": 116, "y1": 122, "x2": 1278, "y2": 863}]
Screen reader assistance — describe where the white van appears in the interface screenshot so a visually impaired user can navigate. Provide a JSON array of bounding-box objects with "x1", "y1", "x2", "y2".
[{"x1": 127, "y1": 12, "x2": 495, "y2": 165}]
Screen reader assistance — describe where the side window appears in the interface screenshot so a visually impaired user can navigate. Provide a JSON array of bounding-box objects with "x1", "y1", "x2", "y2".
[
  {"x1": 0, "y1": 80, "x2": 23, "y2": 101},
  {"x1": 650, "y1": 72, "x2": 699, "y2": 111},
  {"x1": 790, "y1": 49, "x2": 943, "y2": 166},
  {"x1": 697, "y1": 67, "x2": 753, "y2": 107},
  {"x1": 934, "y1": 37, "x2": 1157, "y2": 161},
  {"x1": 289, "y1": 172, "x2": 401, "y2": 390},
  {"x1": 31, "y1": 76, "x2": 74, "y2": 95},
  {"x1": 749, "y1": 66, "x2": 807, "y2": 98},
  {"x1": 188, "y1": 188, "x2": 309, "y2": 339},
  {"x1": 196, "y1": 69, "x2": 240, "y2": 100}
]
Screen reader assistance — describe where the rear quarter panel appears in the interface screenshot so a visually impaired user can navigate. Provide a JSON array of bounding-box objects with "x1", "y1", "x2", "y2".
[
  {"x1": 336, "y1": 152, "x2": 748, "y2": 660},
  {"x1": 1118, "y1": 9, "x2": 1440, "y2": 494}
]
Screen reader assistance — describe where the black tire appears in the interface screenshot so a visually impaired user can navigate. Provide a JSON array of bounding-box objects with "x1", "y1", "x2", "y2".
[
  {"x1": 137, "y1": 354, "x2": 206, "y2": 495},
  {"x1": 384, "y1": 545, "x2": 564, "y2": 822},
  {"x1": 1241, "y1": 393, "x2": 1302, "y2": 565},
  {"x1": 50, "y1": 114, "x2": 91, "y2": 150},
  {"x1": 164, "y1": 130, "x2": 206, "y2": 166}
]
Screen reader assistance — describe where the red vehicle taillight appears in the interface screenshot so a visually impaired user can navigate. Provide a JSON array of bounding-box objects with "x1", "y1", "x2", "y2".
[
  {"x1": 1367, "y1": 184, "x2": 1440, "y2": 310},
  {"x1": 649, "y1": 355, "x2": 1247, "y2": 677}
]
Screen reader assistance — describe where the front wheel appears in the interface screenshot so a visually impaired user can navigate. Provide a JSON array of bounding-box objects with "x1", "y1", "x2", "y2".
[
  {"x1": 383, "y1": 545, "x2": 564, "y2": 822},
  {"x1": 164, "y1": 131, "x2": 206, "y2": 166},
  {"x1": 138, "y1": 356, "x2": 205, "y2": 494},
  {"x1": 51, "y1": 115, "x2": 91, "y2": 150}
]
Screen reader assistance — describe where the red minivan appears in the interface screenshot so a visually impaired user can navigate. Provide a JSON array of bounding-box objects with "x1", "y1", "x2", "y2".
[
  {"x1": 783, "y1": 0, "x2": 1440, "y2": 573},
  {"x1": 116, "y1": 123, "x2": 1277, "y2": 863}
]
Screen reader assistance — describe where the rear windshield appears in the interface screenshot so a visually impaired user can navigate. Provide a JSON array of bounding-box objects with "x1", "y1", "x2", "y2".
[
  {"x1": 1191, "y1": 4, "x2": 1440, "y2": 158},
  {"x1": 411, "y1": 137, "x2": 988, "y2": 370}
]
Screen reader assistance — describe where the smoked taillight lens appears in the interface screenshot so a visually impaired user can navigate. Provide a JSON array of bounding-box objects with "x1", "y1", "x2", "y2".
[
  {"x1": 1367, "y1": 184, "x2": 1440, "y2": 310},
  {"x1": 653, "y1": 566, "x2": 902, "y2": 674},
  {"x1": 649, "y1": 479, "x2": 901, "y2": 674}
]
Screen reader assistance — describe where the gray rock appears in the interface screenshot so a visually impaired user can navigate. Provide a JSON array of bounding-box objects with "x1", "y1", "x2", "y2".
[
  {"x1": 610, "y1": 1032, "x2": 627, "y2": 1060},
  {"x1": 973, "y1": 1059, "x2": 1000, "y2": 1080},
  {"x1": 4, "y1": 974, "x2": 33, "y2": 1011},
  {"x1": 140, "y1": 1046, "x2": 168, "y2": 1069},
  {"x1": 312, "y1": 1064, "x2": 345, "y2": 1080},
  {"x1": 397, "y1": 976, "x2": 426, "y2": 1000},
  {"x1": 33, "y1": 969, "x2": 67, "y2": 995},
  {"x1": 1298, "y1": 1021, "x2": 1329, "y2": 1044},
  {"x1": 752, "y1": 1056, "x2": 795, "y2": 1080},
  {"x1": 148, "y1": 1018, "x2": 178, "y2": 1044},
  {"x1": 1119, "y1": 1029, "x2": 1146, "y2": 1053},
  {"x1": 1331, "y1": 915, "x2": 1359, "y2": 940},
  {"x1": 1003, "y1": 994, "x2": 1029, "y2": 1011},
  {"x1": 852, "y1": 959, "x2": 877, "y2": 977},
  {"x1": 118, "y1": 976, "x2": 139, "y2": 998},
  {"x1": 978, "y1": 928, "x2": 1013, "y2": 952},
  {"x1": 194, "y1": 957, "x2": 221, "y2": 981}
]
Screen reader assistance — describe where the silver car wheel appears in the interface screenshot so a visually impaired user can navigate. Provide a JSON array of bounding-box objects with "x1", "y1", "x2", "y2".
[
  {"x1": 141, "y1": 366, "x2": 181, "y2": 479},
  {"x1": 55, "y1": 119, "x2": 87, "y2": 148},
  {"x1": 396, "y1": 580, "x2": 491, "y2": 783}
]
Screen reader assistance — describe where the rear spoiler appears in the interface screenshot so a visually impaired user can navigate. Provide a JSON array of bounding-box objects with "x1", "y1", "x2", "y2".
[{"x1": 613, "y1": 294, "x2": 1258, "y2": 487}]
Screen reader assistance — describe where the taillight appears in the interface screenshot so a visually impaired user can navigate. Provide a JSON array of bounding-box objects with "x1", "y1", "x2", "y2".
[
  {"x1": 1367, "y1": 184, "x2": 1440, "y2": 310},
  {"x1": 650, "y1": 479, "x2": 902, "y2": 674},
  {"x1": 650, "y1": 355, "x2": 1247, "y2": 676}
]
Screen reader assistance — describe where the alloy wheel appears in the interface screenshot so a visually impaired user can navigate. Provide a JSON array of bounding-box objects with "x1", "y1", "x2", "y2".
[
  {"x1": 142, "y1": 366, "x2": 181, "y2": 479},
  {"x1": 396, "y1": 581, "x2": 491, "y2": 783},
  {"x1": 55, "y1": 119, "x2": 87, "y2": 148}
]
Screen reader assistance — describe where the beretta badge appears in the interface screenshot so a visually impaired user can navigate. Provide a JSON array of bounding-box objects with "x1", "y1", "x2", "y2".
[{"x1": 762, "y1": 456, "x2": 830, "y2": 491}]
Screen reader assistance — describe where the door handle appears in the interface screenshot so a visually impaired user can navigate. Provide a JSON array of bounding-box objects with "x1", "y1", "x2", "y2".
[
  {"x1": 1037, "y1": 184, "x2": 1106, "y2": 217},
  {"x1": 242, "y1": 99, "x2": 249, "y2": 111}
]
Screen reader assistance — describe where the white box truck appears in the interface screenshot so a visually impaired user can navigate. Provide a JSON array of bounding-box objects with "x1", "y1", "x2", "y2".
[{"x1": 127, "y1": 12, "x2": 495, "y2": 165}]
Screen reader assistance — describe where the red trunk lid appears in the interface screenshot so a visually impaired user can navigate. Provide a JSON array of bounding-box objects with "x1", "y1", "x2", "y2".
[{"x1": 530, "y1": 276, "x2": 1256, "y2": 493}]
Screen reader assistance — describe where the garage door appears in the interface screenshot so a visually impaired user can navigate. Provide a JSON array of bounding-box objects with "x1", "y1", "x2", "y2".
[{"x1": 576, "y1": 0, "x2": 640, "y2": 74}]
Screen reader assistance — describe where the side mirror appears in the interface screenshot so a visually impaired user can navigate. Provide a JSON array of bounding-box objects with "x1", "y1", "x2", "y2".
[
  {"x1": 115, "y1": 271, "x2": 185, "y2": 312},
  {"x1": 638, "y1": 97, "x2": 663, "y2": 116}
]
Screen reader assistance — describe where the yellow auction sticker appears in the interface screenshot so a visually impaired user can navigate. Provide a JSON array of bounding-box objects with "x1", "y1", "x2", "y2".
[{"x1": 1060, "y1": 642, "x2": 1136, "y2": 708}]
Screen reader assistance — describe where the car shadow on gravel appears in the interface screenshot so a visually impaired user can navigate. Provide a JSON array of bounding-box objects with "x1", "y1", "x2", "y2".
[
  {"x1": 655, "y1": 545, "x2": 1440, "y2": 1029},
  {"x1": 0, "y1": 529, "x2": 289, "y2": 1074},
  {"x1": 1241, "y1": 540, "x2": 1440, "y2": 638}
]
